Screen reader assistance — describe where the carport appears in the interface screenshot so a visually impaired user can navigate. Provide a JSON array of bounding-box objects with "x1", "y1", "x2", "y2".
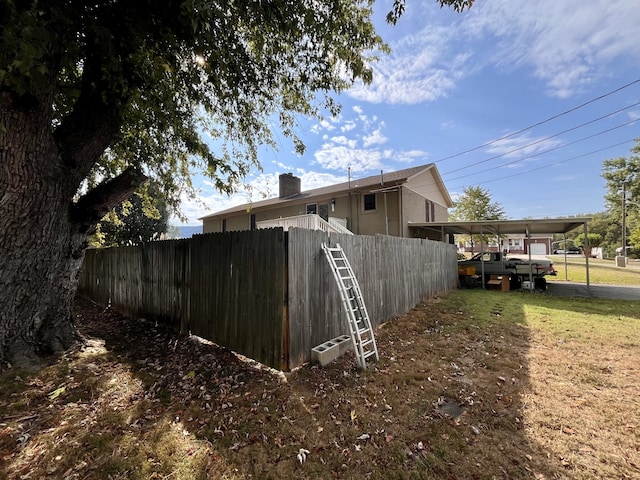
[{"x1": 409, "y1": 217, "x2": 592, "y2": 294}]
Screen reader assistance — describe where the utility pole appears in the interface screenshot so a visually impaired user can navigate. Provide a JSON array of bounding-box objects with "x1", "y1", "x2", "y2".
[{"x1": 622, "y1": 183, "x2": 627, "y2": 262}]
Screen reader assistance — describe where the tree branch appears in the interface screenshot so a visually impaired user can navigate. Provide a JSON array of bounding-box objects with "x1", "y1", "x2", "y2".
[{"x1": 70, "y1": 167, "x2": 148, "y2": 235}]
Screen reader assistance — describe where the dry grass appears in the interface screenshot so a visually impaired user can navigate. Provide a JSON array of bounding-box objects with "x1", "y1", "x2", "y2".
[{"x1": 1, "y1": 291, "x2": 639, "y2": 479}]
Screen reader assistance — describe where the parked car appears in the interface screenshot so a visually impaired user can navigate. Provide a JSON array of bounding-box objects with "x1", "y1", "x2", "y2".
[
  {"x1": 616, "y1": 246, "x2": 632, "y2": 255},
  {"x1": 553, "y1": 246, "x2": 581, "y2": 254}
]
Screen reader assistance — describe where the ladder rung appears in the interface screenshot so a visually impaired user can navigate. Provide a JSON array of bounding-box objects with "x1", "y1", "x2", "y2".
[
  {"x1": 361, "y1": 339, "x2": 374, "y2": 347},
  {"x1": 363, "y1": 350, "x2": 377, "y2": 360},
  {"x1": 358, "y1": 328, "x2": 369, "y2": 335}
]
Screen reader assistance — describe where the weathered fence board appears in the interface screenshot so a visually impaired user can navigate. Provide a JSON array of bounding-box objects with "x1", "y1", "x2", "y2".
[{"x1": 79, "y1": 228, "x2": 457, "y2": 371}]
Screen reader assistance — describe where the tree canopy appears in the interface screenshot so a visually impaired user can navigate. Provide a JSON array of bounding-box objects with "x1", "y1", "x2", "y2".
[
  {"x1": 387, "y1": 0, "x2": 474, "y2": 24},
  {"x1": 574, "y1": 232, "x2": 602, "y2": 258},
  {"x1": 449, "y1": 186, "x2": 507, "y2": 222},
  {"x1": 0, "y1": 1, "x2": 474, "y2": 364},
  {"x1": 449, "y1": 186, "x2": 506, "y2": 252},
  {"x1": 602, "y1": 139, "x2": 640, "y2": 254},
  {"x1": 92, "y1": 183, "x2": 171, "y2": 247},
  {"x1": 2, "y1": 0, "x2": 392, "y2": 215}
]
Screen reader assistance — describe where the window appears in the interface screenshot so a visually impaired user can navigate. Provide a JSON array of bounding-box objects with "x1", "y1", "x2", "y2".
[
  {"x1": 221, "y1": 218, "x2": 227, "y2": 232},
  {"x1": 250, "y1": 213, "x2": 256, "y2": 230},
  {"x1": 363, "y1": 193, "x2": 376, "y2": 211},
  {"x1": 425, "y1": 200, "x2": 435, "y2": 222},
  {"x1": 306, "y1": 203, "x2": 317, "y2": 214}
]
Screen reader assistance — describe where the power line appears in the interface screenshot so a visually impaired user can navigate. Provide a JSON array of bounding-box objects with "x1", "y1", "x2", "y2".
[
  {"x1": 448, "y1": 139, "x2": 635, "y2": 190},
  {"x1": 445, "y1": 118, "x2": 639, "y2": 183},
  {"x1": 433, "y1": 77, "x2": 640, "y2": 165},
  {"x1": 441, "y1": 101, "x2": 640, "y2": 176}
]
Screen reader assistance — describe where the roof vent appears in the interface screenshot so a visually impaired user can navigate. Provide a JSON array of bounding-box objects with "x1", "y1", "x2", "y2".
[{"x1": 279, "y1": 173, "x2": 301, "y2": 199}]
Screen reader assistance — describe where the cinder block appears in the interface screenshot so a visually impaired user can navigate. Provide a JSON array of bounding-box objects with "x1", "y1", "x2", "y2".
[
  {"x1": 331, "y1": 334, "x2": 353, "y2": 356},
  {"x1": 311, "y1": 341, "x2": 339, "y2": 366}
]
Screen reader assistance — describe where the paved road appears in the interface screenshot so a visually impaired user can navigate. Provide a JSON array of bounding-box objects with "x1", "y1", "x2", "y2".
[{"x1": 546, "y1": 281, "x2": 640, "y2": 300}]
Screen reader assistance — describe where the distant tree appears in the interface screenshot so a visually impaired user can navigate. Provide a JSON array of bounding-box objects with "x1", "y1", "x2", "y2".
[
  {"x1": 583, "y1": 212, "x2": 624, "y2": 257},
  {"x1": 449, "y1": 186, "x2": 507, "y2": 252},
  {"x1": 574, "y1": 233, "x2": 603, "y2": 258},
  {"x1": 602, "y1": 139, "x2": 640, "y2": 256},
  {"x1": 93, "y1": 183, "x2": 170, "y2": 247}
]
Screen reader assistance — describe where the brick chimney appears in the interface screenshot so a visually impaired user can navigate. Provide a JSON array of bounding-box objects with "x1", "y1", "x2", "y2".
[{"x1": 278, "y1": 173, "x2": 301, "y2": 198}]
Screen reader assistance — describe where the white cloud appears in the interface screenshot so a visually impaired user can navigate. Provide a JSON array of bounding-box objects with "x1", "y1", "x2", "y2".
[
  {"x1": 341, "y1": 121, "x2": 356, "y2": 132},
  {"x1": 296, "y1": 170, "x2": 348, "y2": 190},
  {"x1": 319, "y1": 119, "x2": 335, "y2": 131},
  {"x1": 362, "y1": 128, "x2": 388, "y2": 147},
  {"x1": 314, "y1": 144, "x2": 387, "y2": 173},
  {"x1": 394, "y1": 150, "x2": 428, "y2": 163},
  {"x1": 331, "y1": 135, "x2": 358, "y2": 148},
  {"x1": 484, "y1": 133, "x2": 564, "y2": 161},
  {"x1": 466, "y1": 0, "x2": 640, "y2": 98},
  {"x1": 347, "y1": 0, "x2": 640, "y2": 105},
  {"x1": 310, "y1": 106, "x2": 427, "y2": 175},
  {"x1": 349, "y1": 24, "x2": 472, "y2": 104}
]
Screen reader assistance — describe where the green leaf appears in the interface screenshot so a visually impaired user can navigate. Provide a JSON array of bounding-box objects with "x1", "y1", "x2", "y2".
[{"x1": 48, "y1": 386, "x2": 66, "y2": 401}]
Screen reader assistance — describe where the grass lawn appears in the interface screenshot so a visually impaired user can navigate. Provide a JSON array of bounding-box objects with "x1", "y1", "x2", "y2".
[
  {"x1": 1, "y1": 291, "x2": 639, "y2": 479},
  {"x1": 549, "y1": 255, "x2": 640, "y2": 285}
]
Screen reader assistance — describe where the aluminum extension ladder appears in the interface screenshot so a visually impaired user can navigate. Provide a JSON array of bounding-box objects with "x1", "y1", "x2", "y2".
[{"x1": 321, "y1": 243, "x2": 379, "y2": 369}]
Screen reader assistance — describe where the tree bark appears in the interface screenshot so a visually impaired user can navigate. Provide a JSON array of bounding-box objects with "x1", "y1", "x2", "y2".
[{"x1": 0, "y1": 92, "x2": 145, "y2": 366}]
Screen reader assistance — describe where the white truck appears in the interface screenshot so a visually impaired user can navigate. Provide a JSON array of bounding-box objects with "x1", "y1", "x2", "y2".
[{"x1": 458, "y1": 251, "x2": 557, "y2": 290}]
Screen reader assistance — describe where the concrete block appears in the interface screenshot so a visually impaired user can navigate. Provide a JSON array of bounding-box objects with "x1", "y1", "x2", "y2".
[
  {"x1": 332, "y1": 334, "x2": 353, "y2": 356},
  {"x1": 311, "y1": 341, "x2": 339, "y2": 366}
]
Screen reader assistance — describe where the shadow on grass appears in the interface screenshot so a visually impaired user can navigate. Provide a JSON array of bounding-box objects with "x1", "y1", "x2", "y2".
[{"x1": 2, "y1": 291, "x2": 638, "y2": 479}]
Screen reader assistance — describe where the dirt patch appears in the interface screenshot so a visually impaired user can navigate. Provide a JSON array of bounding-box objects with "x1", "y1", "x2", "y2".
[{"x1": 1, "y1": 293, "x2": 638, "y2": 479}]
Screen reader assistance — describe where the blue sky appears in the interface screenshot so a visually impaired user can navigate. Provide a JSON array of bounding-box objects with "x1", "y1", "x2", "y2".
[{"x1": 176, "y1": 0, "x2": 640, "y2": 226}]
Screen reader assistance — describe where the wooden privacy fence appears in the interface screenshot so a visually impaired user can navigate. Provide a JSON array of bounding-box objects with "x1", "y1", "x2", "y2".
[{"x1": 79, "y1": 228, "x2": 458, "y2": 370}]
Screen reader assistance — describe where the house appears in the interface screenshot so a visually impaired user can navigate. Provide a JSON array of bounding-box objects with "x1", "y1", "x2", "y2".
[{"x1": 200, "y1": 163, "x2": 453, "y2": 238}]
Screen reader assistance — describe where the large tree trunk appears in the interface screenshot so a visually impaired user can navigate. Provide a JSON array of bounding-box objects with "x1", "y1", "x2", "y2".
[
  {"x1": 0, "y1": 92, "x2": 145, "y2": 366},
  {"x1": 0, "y1": 95, "x2": 81, "y2": 365}
]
